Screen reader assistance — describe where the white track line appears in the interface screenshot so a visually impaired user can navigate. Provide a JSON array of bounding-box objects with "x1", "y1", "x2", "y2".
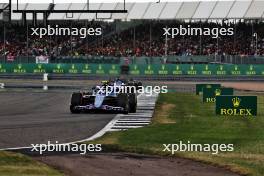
[{"x1": 108, "y1": 93, "x2": 158, "y2": 131}]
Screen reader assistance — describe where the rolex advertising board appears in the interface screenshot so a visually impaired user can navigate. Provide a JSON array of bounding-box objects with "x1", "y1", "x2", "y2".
[
  {"x1": 196, "y1": 84, "x2": 221, "y2": 95},
  {"x1": 216, "y1": 96, "x2": 257, "y2": 116},
  {"x1": 203, "y1": 88, "x2": 234, "y2": 103}
]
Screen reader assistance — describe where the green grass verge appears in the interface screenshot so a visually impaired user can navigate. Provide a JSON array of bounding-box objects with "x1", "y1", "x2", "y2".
[
  {"x1": 92, "y1": 92, "x2": 264, "y2": 176},
  {"x1": 0, "y1": 151, "x2": 63, "y2": 176}
]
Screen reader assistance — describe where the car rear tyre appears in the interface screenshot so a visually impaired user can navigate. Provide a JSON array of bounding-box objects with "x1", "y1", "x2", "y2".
[
  {"x1": 117, "y1": 93, "x2": 129, "y2": 114},
  {"x1": 70, "y1": 93, "x2": 82, "y2": 114},
  {"x1": 129, "y1": 93, "x2": 137, "y2": 113}
]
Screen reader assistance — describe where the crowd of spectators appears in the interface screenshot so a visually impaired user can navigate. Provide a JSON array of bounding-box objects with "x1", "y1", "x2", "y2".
[
  {"x1": 83, "y1": 21, "x2": 264, "y2": 57},
  {"x1": 1, "y1": 21, "x2": 264, "y2": 59}
]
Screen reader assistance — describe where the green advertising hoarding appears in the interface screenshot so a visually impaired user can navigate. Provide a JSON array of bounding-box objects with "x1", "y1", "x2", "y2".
[
  {"x1": 0, "y1": 63, "x2": 120, "y2": 75},
  {"x1": 130, "y1": 64, "x2": 264, "y2": 76},
  {"x1": 1, "y1": 63, "x2": 264, "y2": 76},
  {"x1": 203, "y1": 88, "x2": 234, "y2": 103},
  {"x1": 196, "y1": 84, "x2": 221, "y2": 95},
  {"x1": 216, "y1": 96, "x2": 257, "y2": 116}
]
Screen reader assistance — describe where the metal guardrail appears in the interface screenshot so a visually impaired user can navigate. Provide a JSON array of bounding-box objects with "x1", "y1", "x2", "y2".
[
  {"x1": 1, "y1": 55, "x2": 264, "y2": 65},
  {"x1": 1, "y1": 74, "x2": 264, "y2": 82},
  {"x1": 0, "y1": 56, "x2": 120, "y2": 64}
]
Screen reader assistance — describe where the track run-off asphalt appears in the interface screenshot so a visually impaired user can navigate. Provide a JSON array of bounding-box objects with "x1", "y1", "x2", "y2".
[{"x1": 0, "y1": 90, "x2": 116, "y2": 149}]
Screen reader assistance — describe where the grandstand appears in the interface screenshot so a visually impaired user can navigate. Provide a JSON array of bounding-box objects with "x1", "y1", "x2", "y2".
[{"x1": 1, "y1": 1, "x2": 264, "y2": 20}]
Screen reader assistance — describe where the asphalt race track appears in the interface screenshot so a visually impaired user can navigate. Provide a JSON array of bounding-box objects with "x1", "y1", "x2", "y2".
[
  {"x1": 0, "y1": 90, "x2": 116, "y2": 149},
  {"x1": 1, "y1": 81, "x2": 262, "y2": 150}
]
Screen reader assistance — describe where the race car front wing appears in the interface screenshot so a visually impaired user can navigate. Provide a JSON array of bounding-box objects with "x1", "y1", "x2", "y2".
[{"x1": 73, "y1": 104, "x2": 124, "y2": 111}]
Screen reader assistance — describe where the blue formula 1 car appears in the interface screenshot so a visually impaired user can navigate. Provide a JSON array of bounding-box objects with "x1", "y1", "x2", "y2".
[{"x1": 70, "y1": 79, "x2": 142, "y2": 114}]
